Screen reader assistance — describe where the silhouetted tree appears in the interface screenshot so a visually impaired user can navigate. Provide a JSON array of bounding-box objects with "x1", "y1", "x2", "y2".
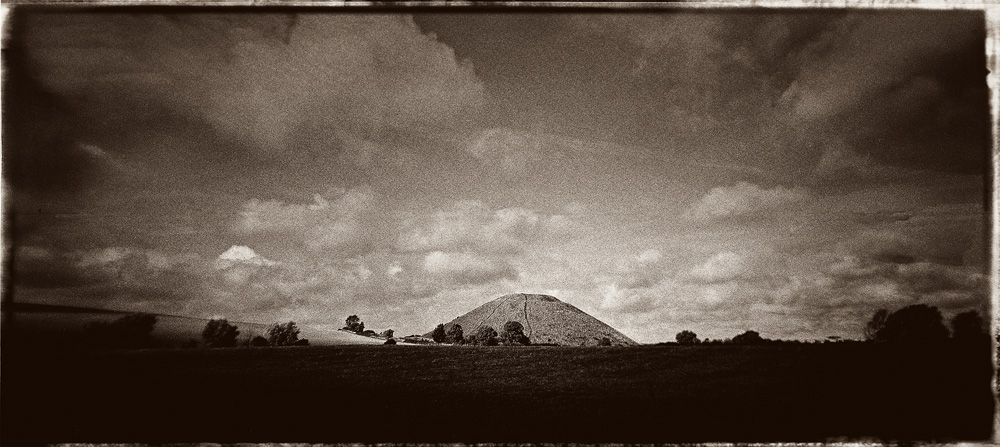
[
  {"x1": 267, "y1": 321, "x2": 300, "y2": 346},
  {"x1": 676, "y1": 330, "x2": 699, "y2": 345},
  {"x1": 732, "y1": 330, "x2": 765, "y2": 345},
  {"x1": 876, "y1": 304, "x2": 949, "y2": 343},
  {"x1": 250, "y1": 335, "x2": 269, "y2": 347},
  {"x1": 864, "y1": 309, "x2": 889, "y2": 341},
  {"x1": 500, "y1": 321, "x2": 530, "y2": 345},
  {"x1": 202, "y1": 318, "x2": 240, "y2": 348},
  {"x1": 446, "y1": 324, "x2": 464, "y2": 344},
  {"x1": 84, "y1": 313, "x2": 158, "y2": 349},
  {"x1": 344, "y1": 315, "x2": 364, "y2": 333},
  {"x1": 431, "y1": 324, "x2": 447, "y2": 343},
  {"x1": 952, "y1": 310, "x2": 987, "y2": 343},
  {"x1": 475, "y1": 325, "x2": 498, "y2": 346},
  {"x1": 380, "y1": 329, "x2": 395, "y2": 338}
]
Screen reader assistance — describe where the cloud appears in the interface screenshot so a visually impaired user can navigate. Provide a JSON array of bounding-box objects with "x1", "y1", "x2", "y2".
[
  {"x1": 396, "y1": 200, "x2": 578, "y2": 255},
  {"x1": 13, "y1": 245, "x2": 206, "y2": 312},
  {"x1": 687, "y1": 252, "x2": 747, "y2": 283},
  {"x1": 684, "y1": 182, "x2": 810, "y2": 221},
  {"x1": 21, "y1": 14, "x2": 485, "y2": 153},
  {"x1": 422, "y1": 251, "x2": 517, "y2": 286},
  {"x1": 236, "y1": 186, "x2": 382, "y2": 256},
  {"x1": 216, "y1": 245, "x2": 276, "y2": 268},
  {"x1": 779, "y1": 14, "x2": 981, "y2": 124}
]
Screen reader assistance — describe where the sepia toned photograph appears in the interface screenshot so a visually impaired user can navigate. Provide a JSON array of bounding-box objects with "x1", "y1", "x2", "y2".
[{"x1": 1, "y1": 4, "x2": 995, "y2": 445}]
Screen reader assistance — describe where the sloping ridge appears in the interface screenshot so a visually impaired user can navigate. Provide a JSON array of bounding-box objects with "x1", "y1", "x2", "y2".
[{"x1": 430, "y1": 293, "x2": 637, "y2": 346}]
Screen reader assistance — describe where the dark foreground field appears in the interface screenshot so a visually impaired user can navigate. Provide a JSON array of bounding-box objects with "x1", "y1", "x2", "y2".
[{"x1": 2, "y1": 342, "x2": 993, "y2": 444}]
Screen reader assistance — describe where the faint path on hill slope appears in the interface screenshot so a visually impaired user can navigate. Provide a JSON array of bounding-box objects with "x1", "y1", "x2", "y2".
[
  {"x1": 523, "y1": 299, "x2": 532, "y2": 337},
  {"x1": 476, "y1": 294, "x2": 509, "y2": 330}
]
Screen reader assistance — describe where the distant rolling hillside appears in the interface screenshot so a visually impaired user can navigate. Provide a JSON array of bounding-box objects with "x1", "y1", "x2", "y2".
[
  {"x1": 430, "y1": 293, "x2": 637, "y2": 346},
  {"x1": 5, "y1": 302, "x2": 384, "y2": 346}
]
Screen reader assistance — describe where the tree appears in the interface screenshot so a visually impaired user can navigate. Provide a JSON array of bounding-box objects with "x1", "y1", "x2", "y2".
[
  {"x1": 446, "y1": 324, "x2": 464, "y2": 344},
  {"x1": 500, "y1": 321, "x2": 530, "y2": 345},
  {"x1": 732, "y1": 330, "x2": 764, "y2": 345},
  {"x1": 598, "y1": 337, "x2": 612, "y2": 347},
  {"x1": 876, "y1": 304, "x2": 949, "y2": 343},
  {"x1": 85, "y1": 312, "x2": 158, "y2": 349},
  {"x1": 864, "y1": 309, "x2": 889, "y2": 341},
  {"x1": 344, "y1": 315, "x2": 364, "y2": 333},
  {"x1": 267, "y1": 321, "x2": 300, "y2": 346},
  {"x1": 201, "y1": 318, "x2": 240, "y2": 348},
  {"x1": 380, "y1": 329, "x2": 395, "y2": 338},
  {"x1": 951, "y1": 310, "x2": 987, "y2": 343},
  {"x1": 475, "y1": 325, "x2": 498, "y2": 346},
  {"x1": 675, "y1": 330, "x2": 699, "y2": 345},
  {"x1": 431, "y1": 324, "x2": 447, "y2": 343}
]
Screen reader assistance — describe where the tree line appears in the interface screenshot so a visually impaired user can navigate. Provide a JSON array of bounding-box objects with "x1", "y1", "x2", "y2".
[
  {"x1": 82, "y1": 313, "x2": 308, "y2": 349},
  {"x1": 669, "y1": 304, "x2": 988, "y2": 346}
]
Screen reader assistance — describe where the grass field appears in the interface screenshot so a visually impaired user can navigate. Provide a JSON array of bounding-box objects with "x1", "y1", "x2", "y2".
[{"x1": 1, "y1": 342, "x2": 993, "y2": 444}]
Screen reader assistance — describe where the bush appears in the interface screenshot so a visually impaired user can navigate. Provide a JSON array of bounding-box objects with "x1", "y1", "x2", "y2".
[
  {"x1": 431, "y1": 324, "x2": 447, "y2": 343},
  {"x1": 876, "y1": 304, "x2": 948, "y2": 343},
  {"x1": 344, "y1": 315, "x2": 364, "y2": 334},
  {"x1": 675, "y1": 330, "x2": 699, "y2": 345},
  {"x1": 381, "y1": 329, "x2": 395, "y2": 338},
  {"x1": 598, "y1": 337, "x2": 612, "y2": 347},
  {"x1": 446, "y1": 324, "x2": 464, "y2": 344},
  {"x1": 732, "y1": 330, "x2": 765, "y2": 345},
  {"x1": 267, "y1": 321, "x2": 301, "y2": 346},
  {"x1": 864, "y1": 309, "x2": 889, "y2": 341},
  {"x1": 180, "y1": 339, "x2": 198, "y2": 349},
  {"x1": 952, "y1": 310, "x2": 987, "y2": 343},
  {"x1": 250, "y1": 335, "x2": 269, "y2": 347},
  {"x1": 202, "y1": 318, "x2": 240, "y2": 348},
  {"x1": 384, "y1": 338, "x2": 397, "y2": 345},
  {"x1": 475, "y1": 325, "x2": 498, "y2": 346},
  {"x1": 84, "y1": 313, "x2": 158, "y2": 349},
  {"x1": 500, "y1": 321, "x2": 530, "y2": 345}
]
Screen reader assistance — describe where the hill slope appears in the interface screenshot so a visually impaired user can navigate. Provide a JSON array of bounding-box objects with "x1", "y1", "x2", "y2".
[{"x1": 430, "y1": 293, "x2": 637, "y2": 346}]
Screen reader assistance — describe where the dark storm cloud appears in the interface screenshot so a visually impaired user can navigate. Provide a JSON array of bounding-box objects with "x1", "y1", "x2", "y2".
[{"x1": 777, "y1": 11, "x2": 988, "y2": 175}]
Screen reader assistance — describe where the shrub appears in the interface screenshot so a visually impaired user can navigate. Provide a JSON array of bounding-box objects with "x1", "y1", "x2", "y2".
[
  {"x1": 344, "y1": 315, "x2": 364, "y2": 334},
  {"x1": 180, "y1": 339, "x2": 198, "y2": 349},
  {"x1": 675, "y1": 330, "x2": 699, "y2": 345},
  {"x1": 384, "y1": 338, "x2": 397, "y2": 345},
  {"x1": 464, "y1": 334, "x2": 478, "y2": 345},
  {"x1": 864, "y1": 309, "x2": 889, "y2": 341},
  {"x1": 267, "y1": 321, "x2": 300, "y2": 346},
  {"x1": 381, "y1": 329, "x2": 395, "y2": 338},
  {"x1": 202, "y1": 318, "x2": 240, "y2": 348},
  {"x1": 84, "y1": 312, "x2": 158, "y2": 349},
  {"x1": 952, "y1": 310, "x2": 987, "y2": 343},
  {"x1": 732, "y1": 330, "x2": 765, "y2": 345},
  {"x1": 598, "y1": 337, "x2": 612, "y2": 347},
  {"x1": 500, "y1": 321, "x2": 530, "y2": 345},
  {"x1": 876, "y1": 304, "x2": 948, "y2": 343},
  {"x1": 431, "y1": 324, "x2": 447, "y2": 343},
  {"x1": 475, "y1": 325, "x2": 498, "y2": 346},
  {"x1": 250, "y1": 335, "x2": 269, "y2": 347},
  {"x1": 446, "y1": 324, "x2": 464, "y2": 344}
]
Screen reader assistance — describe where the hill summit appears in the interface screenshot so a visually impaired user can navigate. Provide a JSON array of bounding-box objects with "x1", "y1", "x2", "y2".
[{"x1": 430, "y1": 293, "x2": 637, "y2": 346}]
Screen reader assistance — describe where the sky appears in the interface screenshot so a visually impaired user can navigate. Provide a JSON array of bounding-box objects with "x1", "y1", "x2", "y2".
[{"x1": 4, "y1": 8, "x2": 991, "y2": 342}]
